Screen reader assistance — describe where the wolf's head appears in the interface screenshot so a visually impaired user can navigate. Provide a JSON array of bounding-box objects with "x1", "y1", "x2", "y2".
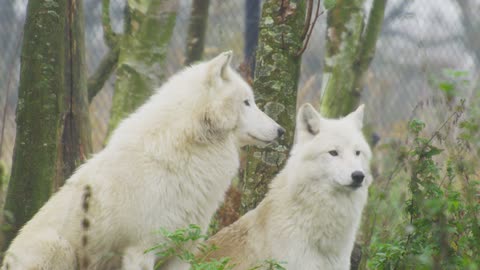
[
  {"x1": 196, "y1": 51, "x2": 284, "y2": 146},
  {"x1": 288, "y1": 103, "x2": 372, "y2": 192}
]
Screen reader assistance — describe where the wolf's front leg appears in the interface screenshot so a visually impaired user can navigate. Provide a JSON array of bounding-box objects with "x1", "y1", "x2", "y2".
[{"x1": 122, "y1": 246, "x2": 156, "y2": 270}]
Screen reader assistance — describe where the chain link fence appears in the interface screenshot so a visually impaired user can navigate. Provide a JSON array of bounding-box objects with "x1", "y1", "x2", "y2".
[{"x1": 1, "y1": 0, "x2": 479, "y2": 170}]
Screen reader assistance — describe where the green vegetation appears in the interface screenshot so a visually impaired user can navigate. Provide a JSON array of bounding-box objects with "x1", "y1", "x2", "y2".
[
  {"x1": 362, "y1": 74, "x2": 480, "y2": 269},
  {"x1": 147, "y1": 225, "x2": 286, "y2": 270},
  {"x1": 320, "y1": 0, "x2": 386, "y2": 118}
]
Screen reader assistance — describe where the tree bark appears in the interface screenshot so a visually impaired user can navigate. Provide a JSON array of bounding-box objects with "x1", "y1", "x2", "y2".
[
  {"x1": 320, "y1": 0, "x2": 365, "y2": 117},
  {"x1": 3, "y1": 0, "x2": 91, "y2": 248},
  {"x1": 184, "y1": 0, "x2": 210, "y2": 65},
  {"x1": 59, "y1": 0, "x2": 92, "y2": 188},
  {"x1": 319, "y1": 2, "x2": 387, "y2": 269},
  {"x1": 108, "y1": 0, "x2": 178, "y2": 132},
  {"x1": 243, "y1": 0, "x2": 262, "y2": 77},
  {"x1": 240, "y1": 0, "x2": 306, "y2": 213},
  {"x1": 352, "y1": 0, "x2": 386, "y2": 99},
  {"x1": 319, "y1": 0, "x2": 386, "y2": 119},
  {"x1": 87, "y1": 0, "x2": 120, "y2": 103}
]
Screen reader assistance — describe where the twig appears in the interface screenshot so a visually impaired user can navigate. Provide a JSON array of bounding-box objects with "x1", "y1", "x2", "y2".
[
  {"x1": 87, "y1": 45, "x2": 120, "y2": 102},
  {"x1": 300, "y1": 0, "x2": 313, "y2": 40},
  {"x1": 296, "y1": 0, "x2": 324, "y2": 56}
]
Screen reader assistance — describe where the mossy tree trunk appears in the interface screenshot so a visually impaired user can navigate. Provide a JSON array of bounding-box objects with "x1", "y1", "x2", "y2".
[
  {"x1": 3, "y1": 0, "x2": 91, "y2": 248},
  {"x1": 60, "y1": 0, "x2": 92, "y2": 188},
  {"x1": 108, "y1": 0, "x2": 178, "y2": 132},
  {"x1": 319, "y1": 2, "x2": 387, "y2": 268},
  {"x1": 184, "y1": 0, "x2": 210, "y2": 65},
  {"x1": 319, "y1": 0, "x2": 387, "y2": 118},
  {"x1": 87, "y1": 0, "x2": 121, "y2": 102},
  {"x1": 240, "y1": 0, "x2": 306, "y2": 213}
]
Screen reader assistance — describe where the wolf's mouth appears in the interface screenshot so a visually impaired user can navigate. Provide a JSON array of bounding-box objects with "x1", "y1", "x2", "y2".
[
  {"x1": 247, "y1": 133, "x2": 273, "y2": 144},
  {"x1": 347, "y1": 183, "x2": 362, "y2": 189}
]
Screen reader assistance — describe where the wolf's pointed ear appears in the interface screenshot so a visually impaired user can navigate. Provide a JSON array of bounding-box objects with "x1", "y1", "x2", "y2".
[
  {"x1": 296, "y1": 103, "x2": 321, "y2": 142},
  {"x1": 346, "y1": 104, "x2": 365, "y2": 129},
  {"x1": 208, "y1": 51, "x2": 232, "y2": 82}
]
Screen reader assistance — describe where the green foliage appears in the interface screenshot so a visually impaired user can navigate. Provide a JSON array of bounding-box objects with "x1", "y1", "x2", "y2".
[
  {"x1": 362, "y1": 71, "x2": 480, "y2": 270},
  {"x1": 249, "y1": 260, "x2": 286, "y2": 270},
  {"x1": 323, "y1": 0, "x2": 336, "y2": 10},
  {"x1": 145, "y1": 224, "x2": 231, "y2": 270},
  {"x1": 147, "y1": 225, "x2": 286, "y2": 270},
  {"x1": 366, "y1": 101, "x2": 480, "y2": 269},
  {"x1": 429, "y1": 68, "x2": 471, "y2": 102}
]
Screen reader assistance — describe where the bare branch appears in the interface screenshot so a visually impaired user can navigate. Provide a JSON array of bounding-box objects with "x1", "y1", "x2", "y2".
[
  {"x1": 355, "y1": 0, "x2": 387, "y2": 76},
  {"x1": 87, "y1": 45, "x2": 120, "y2": 102},
  {"x1": 300, "y1": 0, "x2": 313, "y2": 40},
  {"x1": 297, "y1": 0, "x2": 323, "y2": 56},
  {"x1": 87, "y1": 0, "x2": 121, "y2": 103}
]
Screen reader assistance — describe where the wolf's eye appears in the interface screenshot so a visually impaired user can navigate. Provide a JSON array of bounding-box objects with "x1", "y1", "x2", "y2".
[
  {"x1": 328, "y1": 150, "x2": 338, "y2": 156},
  {"x1": 244, "y1": 100, "x2": 250, "y2": 106},
  {"x1": 355, "y1": 150, "x2": 361, "y2": 156}
]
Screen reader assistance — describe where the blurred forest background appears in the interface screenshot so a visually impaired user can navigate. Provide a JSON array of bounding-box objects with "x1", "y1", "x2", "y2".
[
  {"x1": 2, "y1": 0, "x2": 479, "y2": 164},
  {"x1": 0, "y1": 0, "x2": 479, "y2": 269}
]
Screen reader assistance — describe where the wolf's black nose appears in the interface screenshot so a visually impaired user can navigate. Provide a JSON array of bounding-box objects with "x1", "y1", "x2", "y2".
[
  {"x1": 351, "y1": 171, "x2": 365, "y2": 184},
  {"x1": 277, "y1": 127, "x2": 286, "y2": 137}
]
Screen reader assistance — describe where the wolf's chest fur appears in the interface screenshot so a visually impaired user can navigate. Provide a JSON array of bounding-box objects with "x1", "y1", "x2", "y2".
[{"x1": 255, "y1": 186, "x2": 367, "y2": 269}]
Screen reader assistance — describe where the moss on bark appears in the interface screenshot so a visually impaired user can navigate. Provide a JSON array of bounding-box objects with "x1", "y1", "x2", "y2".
[
  {"x1": 240, "y1": 0, "x2": 306, "y2": 213},
  {"x1": 319, "y1": 2, "x2": 387, "y2": 268},
  {"x1": 320, "y1": 0, "x2": 386, "y2": 119},
  {"x1": 320, "y1": 0, "x2": 365, "y2": 118},
  {"x1": 3, "y1": 0, "x2": 67, "y2": 246},
  {"x1": 108, "y1": 0, "x2": 177, "y2": 132},
  {"x1": 3, "y1": 0, "x2": 92, "y2": 249}
]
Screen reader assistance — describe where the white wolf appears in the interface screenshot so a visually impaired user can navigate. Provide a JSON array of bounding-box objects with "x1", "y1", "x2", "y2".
[
  {"x1": 202, "y1": 103, "x2": 372, "y2": 270},
  {"x1": 1, "y1": 51, "x2": 284, "y2": 270}
]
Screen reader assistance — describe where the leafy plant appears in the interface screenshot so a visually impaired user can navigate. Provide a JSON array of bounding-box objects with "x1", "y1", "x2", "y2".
[
  {"x1": 145, "y1": 224, "x2": 232, "y2": 270},
  {"x1": 367, "y1": 100, "x2": 480, "y2": 270},
  {"x1": 147, "y1": 224, "x2": 286, "y2": 270}
]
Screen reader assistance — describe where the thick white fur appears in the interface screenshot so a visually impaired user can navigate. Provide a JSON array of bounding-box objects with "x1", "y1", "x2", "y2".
[
  {"x1": 1, "y1": 51, "x2": 283, "y2": 270},
  {"x1": 203, "y1": 104, "x2": 373, "y2": 270}
]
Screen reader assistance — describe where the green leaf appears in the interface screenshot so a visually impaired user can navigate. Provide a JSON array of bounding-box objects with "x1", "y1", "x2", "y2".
[
  {"x1": 438, "y1": 82, "x2": 455, "y2": 94},
  {"x1": 408, "y1": 119, "x2": 425, "y2": 135},
  {"x1": 423, "y1": 146, "x2": 443, "y2": 158}
]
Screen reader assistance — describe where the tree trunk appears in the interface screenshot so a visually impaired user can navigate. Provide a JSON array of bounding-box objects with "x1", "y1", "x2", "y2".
[
  {"x1": 59, "y1": 0, "x2": 92, "y2": 188},
  {"x1": 243, "y1": 0, "x2": 262, "y2": 77},
  {"x1": 319, "y1": 2, "x2": 387, "y2": 269},
  {"x1": 3, "y1": 0, "x2": 91, "y2": 247},
  {"x1": 184, "y1": 0, "x2": 210, "y2": 65},
  {"x1": 320, "y1": 0, "x2": 365, "y2": 117},
  {"x1": 240, "y1": 0, "x2": 306, "y2": 213},
  {"x1": 108, "y1": 0, "x2": 178, "y2": 132},
  {"x1": 87, "y1": 0, "x2": 121, "y2": 103},
  {"x1": 320, "y1": 0, "x2": 386, "y2": 118}
]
